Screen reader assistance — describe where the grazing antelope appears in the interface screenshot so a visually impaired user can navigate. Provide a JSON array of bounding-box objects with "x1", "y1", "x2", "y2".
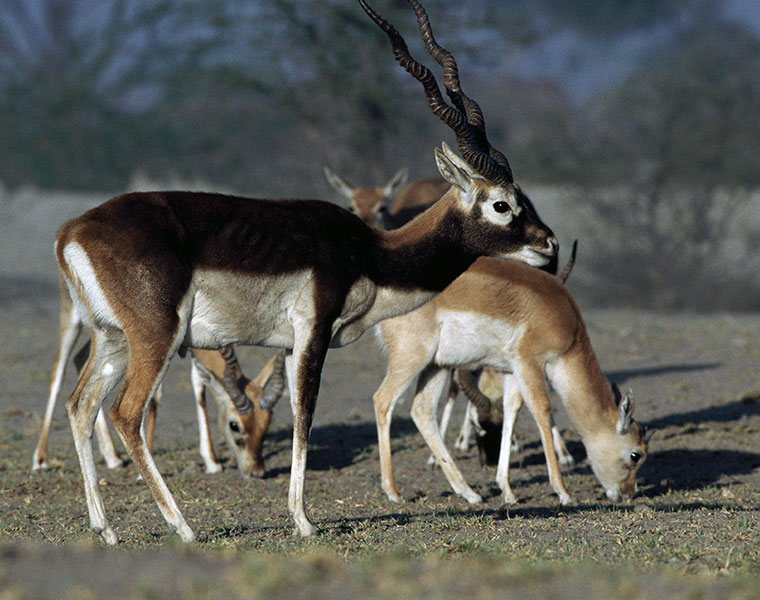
[
  {"x1": 434, "y1": 242, "x2": 579, "y2": 467},
  {"x1": 323, "y1": 166, "x2": 450, "y2": 229},
  {"x1": 33, "y1": 279, "x2": 286, "y2": 479},
  {"x1": 54, "y1": 0, "x2": 557, "y2": 544},
  {"x1": 172, "y1": 347, "x2": 285, "y2": 478},
  {"x1": 373, "y1": 257, "x2": 651, "y2": 506}
]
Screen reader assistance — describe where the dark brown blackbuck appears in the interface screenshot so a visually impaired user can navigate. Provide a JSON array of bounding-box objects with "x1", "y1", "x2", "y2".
[{"x1": 54, "y1": 0, "x2": 557, "y2": 544}]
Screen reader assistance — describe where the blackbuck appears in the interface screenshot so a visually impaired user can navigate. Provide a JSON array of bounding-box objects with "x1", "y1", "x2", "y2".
[
  {"x1": 34, "y1": 279, "x2": 286, "y2": 479},
  {"x1": 53, "y1": 0, "x2": 557, "y2": 544},
  {"x1": 323, "y1": 166, "x2": 450, "y2": 229},
  {"x1": 373, "y1": 257, "x2": 651, "y2": 506}
]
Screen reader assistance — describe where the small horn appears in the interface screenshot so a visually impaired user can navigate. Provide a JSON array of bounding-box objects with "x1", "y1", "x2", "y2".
[
  {"x1": 456, "y1": 369, "x2": 492, "y2": 422},
  {"x1": 260, "y1": 350, "x2": 286, "y2": 411},
  {"x1": 220, "y1": 345, "x2": 253, "y2": 414},
  {"x1": 557, "y1": 240, "x2": 578, "y2": 284}
]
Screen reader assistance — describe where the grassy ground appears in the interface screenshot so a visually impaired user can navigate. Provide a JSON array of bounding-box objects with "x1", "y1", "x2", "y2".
[{"x1": 1, "y1": 292, "x2": 759, "y2": 598}]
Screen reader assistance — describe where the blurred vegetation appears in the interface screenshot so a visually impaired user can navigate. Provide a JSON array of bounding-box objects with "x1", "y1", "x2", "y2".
[{"x1": 0, "y1": 0, "x2": 758, "y2": 309}]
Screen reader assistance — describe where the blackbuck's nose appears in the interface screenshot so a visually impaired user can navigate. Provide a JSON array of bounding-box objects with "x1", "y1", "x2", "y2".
[{"x1": 546, "y1": 236, "x2": 559, "y2": 256}]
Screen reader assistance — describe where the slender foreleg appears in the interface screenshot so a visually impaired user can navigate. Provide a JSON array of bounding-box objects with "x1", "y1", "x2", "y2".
[
  {"x1": 286, "y1": 324, "x2": 331, "y2": 537},
  {"x1": 495, "y1": 374, "x2": 523, "y2": 504},
  {"x1": 411, "y1": 367, "x2": 482, "y2": 504},
  {"x1": 513, "y1": 362, "x2": 573, "y2": 505},
  {"x1": 190, "y1": 360, "x2": 222, "y2": 473}
]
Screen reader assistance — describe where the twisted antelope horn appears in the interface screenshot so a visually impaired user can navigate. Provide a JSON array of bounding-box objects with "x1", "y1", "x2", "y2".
[
  {"x1": 260, "y1": 350, "x2": 286, "y2": 411},
  {"x1": 358, "y1": 0, "x2": 513, "y2": 185},
  {"x1": 455, "y1": 369, "x2": 492, "y2": 423},
  {"x1": 557, "y1": 240, "x2": 578, "y2": 284},
  {"x1": 406, "y1": 0, "x2": 513, "y2": 182},
  {"x1": 219, "y1": 345, "x2": 253, "y2": 414}
]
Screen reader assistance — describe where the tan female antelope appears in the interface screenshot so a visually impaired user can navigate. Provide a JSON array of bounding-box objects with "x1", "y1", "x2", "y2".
[
  {"x1": 433, "y1": 241, "x2": 579, "y2": 470},
  {"x1": 323, "y1": 166, "x2": 450, "y2": 229},
  {"x1": 374, "y1": 257, "x2": 651, "y2": 506},
  {"x1": 54, "y1": 0, "x2": 557, "y2": 544},
  {"x1": 33, "y1": 279, "x2": 286, "y2": 479}
]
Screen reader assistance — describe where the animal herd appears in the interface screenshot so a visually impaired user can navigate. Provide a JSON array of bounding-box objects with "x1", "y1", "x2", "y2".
[{"x1": 32, "y1": 0, "x2": 651, "y2": 545}]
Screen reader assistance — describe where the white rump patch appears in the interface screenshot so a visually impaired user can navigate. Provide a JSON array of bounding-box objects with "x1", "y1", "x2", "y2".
[{"x1": 62, "y1": 243, "x2": 120, "y2": 329}]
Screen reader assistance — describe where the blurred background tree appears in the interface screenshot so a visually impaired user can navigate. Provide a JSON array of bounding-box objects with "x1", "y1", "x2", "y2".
[{"x1": 1, "y1": 0, "x2": 758, "y2": 309}]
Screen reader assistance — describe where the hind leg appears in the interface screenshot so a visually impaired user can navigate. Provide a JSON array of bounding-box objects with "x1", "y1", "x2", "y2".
[
  {"x1": 66, "y1": 328, "x2": 128, "y2": 545},
  {"x1": 373, "y1": 359, "x2": 425, "y2": 503},
  {"x1": 34, "y1": 284, "x2": 83, "y2": 471},
  {"x1": 109, "y1": 329, "x2": 195, "y2": 543}
]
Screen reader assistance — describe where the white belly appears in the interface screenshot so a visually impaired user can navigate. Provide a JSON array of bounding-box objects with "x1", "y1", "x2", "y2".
[
  {"x1": 433, "y1": 310, "x2": 523, "y2": 371},
  {"x1": 184, "y1": 269, "x2": 314, "y2": 349}
]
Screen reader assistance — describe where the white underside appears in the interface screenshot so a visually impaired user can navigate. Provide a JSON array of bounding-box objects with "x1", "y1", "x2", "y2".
[{"x1": 433, "y1": 310, "x2": 526, "y2": 372}]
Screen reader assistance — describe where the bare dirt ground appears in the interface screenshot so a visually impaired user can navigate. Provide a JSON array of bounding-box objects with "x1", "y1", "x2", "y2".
[{"x1": 1, "y1": 272, "x2": 759, "y2": 597}]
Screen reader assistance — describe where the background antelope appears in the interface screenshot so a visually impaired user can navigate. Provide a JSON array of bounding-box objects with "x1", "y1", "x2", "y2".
[
  {"x1": 33, "y1": 278, "x2": 286, "y2": 479},
  {"x1": 323, "y1": 165, "x2": 450, "y2": 229},
  {"x1": 374, "y1": 257, "x2": 651, "y2": 506},
  {"x1": 53, "y1": 0, "x2": 557, "y2": 543}
]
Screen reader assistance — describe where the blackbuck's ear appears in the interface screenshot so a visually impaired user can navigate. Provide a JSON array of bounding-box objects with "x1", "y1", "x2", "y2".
[
  {"x1": 323, "y1": 166, "x2": 354, "y2": 201},
  {"x1": 381, "y1": 168, "x2": 408, "y2": 199},
  {"x1": 616, "y1": 390, "x2": 635, "y2": 434},
  {"x1": 434, "y1": 143, "x2": 479, "y2": 208}
]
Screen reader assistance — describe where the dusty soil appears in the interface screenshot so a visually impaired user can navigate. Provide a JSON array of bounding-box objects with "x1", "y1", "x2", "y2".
[{"x1": 1, "y1": 279, "x2": 759, "y2": 597}]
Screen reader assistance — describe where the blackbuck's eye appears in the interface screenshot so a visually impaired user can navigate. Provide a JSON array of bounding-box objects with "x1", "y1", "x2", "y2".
[
  {"x1": 493, "y1": 201, "x2": 510, "y2": 213},
  {"x1": 630, "y1": 451, "x2": 642, "y2": 463},
  {"x1": 229, "y1": 421, "x2": 240, "y2": 433}
]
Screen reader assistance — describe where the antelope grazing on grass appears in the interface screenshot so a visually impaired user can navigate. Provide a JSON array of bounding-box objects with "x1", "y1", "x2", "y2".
[
  {"x1": 434, "y1": 242, "x2": 579, "y2": 468},
  {"x1": 374, "y1": 257, "x2": 651, "y2": 506},
  {"x1": 53, "y1": 0, "x2": 557, "y2": 543},
  {"x1": 323, "y1": 166, "x2": 450, "y2": 229},
  {"x1": 33, "y1": 278, "x2": 286, "y2": 479}
]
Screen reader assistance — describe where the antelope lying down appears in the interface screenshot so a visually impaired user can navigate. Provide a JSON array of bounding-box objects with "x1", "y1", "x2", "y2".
[
  {"x1": 374, "y1": 257, "x2": 651, "y2": 506},
  {"x1": 33, "y1": 280, "x2": 286, "y2": 479},
  {"x1": 52, "y1": 0, "x2": 558, "y2": 543}
]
